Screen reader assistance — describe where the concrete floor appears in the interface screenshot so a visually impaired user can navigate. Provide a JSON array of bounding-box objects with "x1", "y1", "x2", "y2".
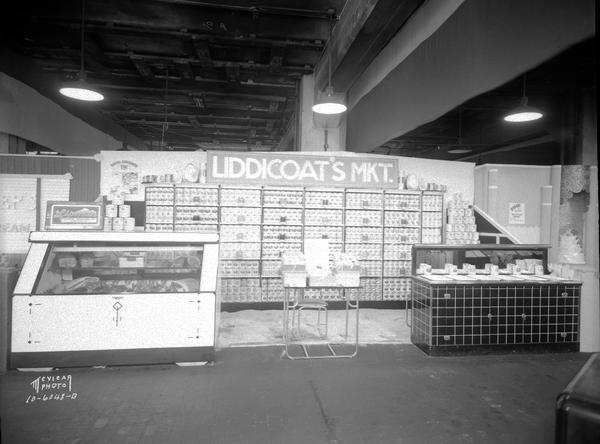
[{"x1": 0, "y1": 345, "x2": 588, "y2": 444}]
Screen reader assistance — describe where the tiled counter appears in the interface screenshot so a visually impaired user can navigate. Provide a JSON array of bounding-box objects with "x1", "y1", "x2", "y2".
[{"x1": 411, "y1": 275, "x2": 581, "y2": 355}]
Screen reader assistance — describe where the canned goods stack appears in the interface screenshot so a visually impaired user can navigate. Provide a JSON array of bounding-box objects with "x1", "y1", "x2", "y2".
[
  {"x1": 104, "y1": 203, "x2": 136, "y2": 231},
  {"x1": 219, "y1": 260, "x2": 260, "y2": 277},
  {"x1": 261, "y1": 278, "x2": 284, "y2": 301},
  {"x1": 175, "y1": 187, "x2": 218, "y2": 206},
  {"x1": 261, "y1": 242, "x2": 302, "y2": 260},
  {"x1": 345, "y1": 244, "x2": 382, "y2": 260},
  {"x1": 260, "y1": 260, "x2": 281, "y2": 277},
  {"x1": 220, "y1": 207, "x2": 261, "y2": 224},
  {"x1": 304, "y1": 288, "x2": 343, "y2": 301},
  {"x1": 220, "y1": 225, "x2": 261, "y2": 242},
  {"x1": 262, "y1": 226, "x2": 302, "y2": 242},
  {"x1": 382, "y1": 278, "x2": 412, "y2": 300},
  {"x1": 304, "y1": 191, "x2": 344, "y2": 208},
  {"x1": 220, "y1": 278, "x2": 261, "y2": 302},
  {"x1": 304, "y1": 226, "x2": 343, "y2": 242},
  {"x1": 446, "y1": 193, "x2": 479, "y2": 245},
  {"x1": 359, "y1": 260, "x2": 382, "y2": 277},
  {"x1": 383, "y1": 260, "x2": 411, "y2": 276},
  {"x1": 384, "y1": 244, "x2": 412, "y2": 260},
  {"x1": 304, "y1": 209, "x2": 343, "y2": 226},
  {"x1": 345, "y1": 192, "x2": 383, "y2": 209},
  {"x1": 263, "y1": 208, "x2": 302, "y2": 225},
  {"x1": 263, "y1": 189, "x2": 303, "y2": 207},
  {"x1": 384, "y1": 227, "x2": 420, "y2": 244},
  {"x1": 358, "y1": 278, "x2": 382, "y2": 300},
  {"x1": 220, "y1": 188, "x2": 261, "y2": 206},
  {"x1": 345, "y1": 227, "x2": 383, "y2": 243},
  {"x1": 220, "y1": 243, "x2": 261, "y2": 260},
  {"x1": 345, "y1": 210, "x2": 382, "y2": 226},
  {"x1": 384, "y1": 193, "x2": 421, "y2": 210},
  {"x1": 384, "y1": 211, "x2": 420, "y2": 227}
]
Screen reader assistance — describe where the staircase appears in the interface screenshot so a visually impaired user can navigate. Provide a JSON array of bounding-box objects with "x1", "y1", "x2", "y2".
[{"x1": 473, "y1": 205, "x2": 520, "y2": 244}]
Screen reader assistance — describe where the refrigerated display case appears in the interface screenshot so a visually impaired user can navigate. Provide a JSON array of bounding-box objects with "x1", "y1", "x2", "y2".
[
  {"x1": 10, "y1": 231, "x2": 219, "y2": 368},
  {"x1": 410, "y1": 244, "x2": 581, "y2": 355}
]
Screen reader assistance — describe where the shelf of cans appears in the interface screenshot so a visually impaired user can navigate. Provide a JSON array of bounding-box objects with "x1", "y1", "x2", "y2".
[
  {"x1": 445, "y1": 193, "x2": 479, "y2": 245},
  {"x1": 144, "y1": 186, "x2": 444, "y2": 302},
  {"x1": 104, "y1": 202, "x2": 135, "y2": 232}
]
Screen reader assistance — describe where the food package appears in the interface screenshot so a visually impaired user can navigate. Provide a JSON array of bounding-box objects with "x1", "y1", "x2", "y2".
[
  {"x1": 62, "y1": 276, "x2": 100, "y2": 293},
  {"x1": 167, "y1": 278, "x2": 199, "y2": 292},
  {"x1": 79, "y1": 254, "x2": 94, "y2": 268},
  {"x1": 282, "y1": 271, "x2": 307, "y2": 287},
  {"x1": 57, "y1": 255, "x2": 77, "y2": 268}
]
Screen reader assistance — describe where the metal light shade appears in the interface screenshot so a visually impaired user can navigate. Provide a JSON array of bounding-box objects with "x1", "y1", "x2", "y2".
[
  {"x1": 58, "y1": 0, "x2": 104, "y2": 102},
  {"x1": 503, "y1": 96, "x2": 542, "y2": 122},
  {"x1": 59, "y1": 76, "x2": 104, "y2": 102},
  {"x1": 312, "y1": 86, "x2": 347, "y2": 115}
]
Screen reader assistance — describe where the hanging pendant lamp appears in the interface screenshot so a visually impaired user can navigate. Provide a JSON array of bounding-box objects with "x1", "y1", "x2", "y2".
[
  {"x1": 59, "y1": 0, "x2": 104, "y2": 101},
  {"x1": 503, "y1": 74, "x2": 542, "y2": 122},
  {"x1": 312, "y1": 14, "x2": 346, "y2": 115}
]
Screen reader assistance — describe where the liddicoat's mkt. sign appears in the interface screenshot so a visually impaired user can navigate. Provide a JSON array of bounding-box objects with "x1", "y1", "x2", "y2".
[{"x1": 206, "y1": 151, "x2": 399, "y2": 189}]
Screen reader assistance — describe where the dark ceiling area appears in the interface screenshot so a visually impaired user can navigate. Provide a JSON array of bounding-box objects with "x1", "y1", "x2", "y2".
[
  {"x1": 1, "y1": 1, "x2": 595, "y2": 160},
  {"x1": 374, "y1": 37, "x2": 597, "y2": 164},
  {"x1": 2, "y1": 0, "x2": 346, "y2": 151}
]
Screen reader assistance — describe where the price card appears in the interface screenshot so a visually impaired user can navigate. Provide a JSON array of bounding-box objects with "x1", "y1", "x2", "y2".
[{"x1": 304, "y1": 239, "x2": 330, "y2": 277}]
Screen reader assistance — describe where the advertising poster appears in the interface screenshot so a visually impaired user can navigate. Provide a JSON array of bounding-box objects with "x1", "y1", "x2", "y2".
[{"x1": 508, "y1": 202, "x2": 525, "y2": 224}]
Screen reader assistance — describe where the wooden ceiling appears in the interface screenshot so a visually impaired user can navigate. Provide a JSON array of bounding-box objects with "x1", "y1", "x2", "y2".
[
  {"x1": 2, "y1": 0, "x2": 346, "y2": 151},
  {"x1": 3, "y1": 1, "x2": 593, "y2": 161}
]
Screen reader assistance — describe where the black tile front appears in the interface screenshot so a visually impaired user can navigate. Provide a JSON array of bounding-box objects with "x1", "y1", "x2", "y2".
[{"x1": 410, "y1": 279, "x2": 581, "y2": 355}]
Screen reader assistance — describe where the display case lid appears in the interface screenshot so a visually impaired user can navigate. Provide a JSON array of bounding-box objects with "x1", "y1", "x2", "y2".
[{"x1": 29, "y1": 231, "x2": 219, "y2": 243}]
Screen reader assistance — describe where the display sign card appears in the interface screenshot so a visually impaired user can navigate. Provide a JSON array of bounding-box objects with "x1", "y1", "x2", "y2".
[
  {"x1": 206, "y1": 151, "x2": 399, "y2": 189},
  {"x1": 304, "y1": 239, "x2": 330, "y2": 277},
  {"x1": 508, "y1": 202, "x2": 525, "y2": 224},
  {"x1": 45, "y1": 202, "x2": 104, "y2": 230}
]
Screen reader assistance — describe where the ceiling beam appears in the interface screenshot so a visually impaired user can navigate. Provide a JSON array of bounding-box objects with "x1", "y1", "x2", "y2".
[
  {"x1": 39, "y1": 20, "x2": 325, "y2": 49},
  {"x1": 314, "y1": 0, "x2": 423, "y2": 92},
  {"x1": 191, "y1": 37, "x2": 214, "y2": 70},
  {"x1": 88, "y1": 79, "x2": 294, "y2": 100},
  {"x1": 106, "y1": 109, "x2": 280, "y2": 123},
  {"x1": 129, "y1": 54, "x2": 154, "y2": 80},
  {"x1": 269, "y1": 44, "x2": 286, "y2": 72}
]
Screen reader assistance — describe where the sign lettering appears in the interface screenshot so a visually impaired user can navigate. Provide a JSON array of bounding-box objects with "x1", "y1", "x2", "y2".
[{"x1": 207, "y1": 152, "x2": 398, "y2": 189}]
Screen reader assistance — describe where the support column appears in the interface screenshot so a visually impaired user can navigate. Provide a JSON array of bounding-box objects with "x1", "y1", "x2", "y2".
[
  {"x1": 487, "y1": 168, "x2": 499, "y2": 220},
  {"x1": 297, "y1": 75, "x2": 346, "y2": 152},
  {"x1": 540, "y1": 185, "x2": 553, "y2": 244},
  {"x1": 549, "y1": 165, "x2": 562, "y2": 263}
]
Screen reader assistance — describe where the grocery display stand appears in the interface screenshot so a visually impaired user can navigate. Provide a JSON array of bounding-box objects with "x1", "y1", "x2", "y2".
[
  {"x1": 410, "y1": 244, "x2": 581, "y2": 355},
  {"x1": 145, "y1": 185, "x2": 444, "y2": 305},
  {"x1": 282, "y1": 285, "x2": 360, "y2": 359}
]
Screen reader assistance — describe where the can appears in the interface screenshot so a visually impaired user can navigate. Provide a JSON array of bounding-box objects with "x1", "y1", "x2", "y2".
[
  {"x1": 105, "y1": 204, "x2": 118, "y2": 218},
  {"x1": 125, "y1": 217, "x2": 135, "y2": 232},
  {"x1": 103, "y1": 217, "x2": 113, "y2": 231},
  {"x1": 118, "y1": 205, "x2": 131, "y2": 218},
  {"x1": 112, "y1": 217, "x2": 124, "y2": 231}
]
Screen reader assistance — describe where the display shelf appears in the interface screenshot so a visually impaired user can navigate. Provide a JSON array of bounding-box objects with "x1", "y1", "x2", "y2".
[{"x1": 145, "y1": 186, "x2": 444, "y2": 302}]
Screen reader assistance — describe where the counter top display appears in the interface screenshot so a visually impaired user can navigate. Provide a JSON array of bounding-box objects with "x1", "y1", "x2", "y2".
[
  {"x1": 410, "y1": 244, "x2": 582, "y2": 355},
  {"x1": 10, "y1": 231, "x2": 220, "y2": 368}
]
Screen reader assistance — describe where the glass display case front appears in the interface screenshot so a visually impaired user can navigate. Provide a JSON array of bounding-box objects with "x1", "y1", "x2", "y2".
[
  {"x1": 11, "y1": 231, "x2": 220, "y2": 368},
  {"x1": 412, "y1": 244, "x2": 549, "y2": 277},
  {"x1": 34, "y1": 243, "x2": 204, "y2": 295}
]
